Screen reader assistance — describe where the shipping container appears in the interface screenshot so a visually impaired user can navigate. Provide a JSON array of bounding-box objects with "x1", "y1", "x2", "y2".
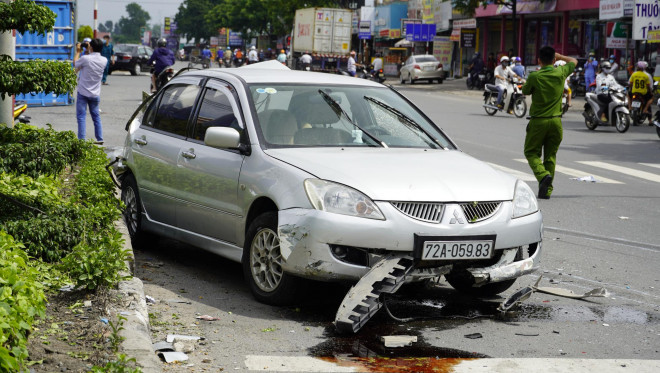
[
  {"x1": 292, "y1": 8, "x2": 352, "y2": 55},
  {"x1": 15, "y1": 0, "x2": 75, "y2": 106}
]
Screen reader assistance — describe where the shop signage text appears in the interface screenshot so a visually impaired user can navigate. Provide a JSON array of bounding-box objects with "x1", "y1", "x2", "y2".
[
  {"x1": 632, "y1": 0, "x2": 660, "y2": 40},
  {"x1": 600, "y1": 0, "x2": 634, "y2": 20}
]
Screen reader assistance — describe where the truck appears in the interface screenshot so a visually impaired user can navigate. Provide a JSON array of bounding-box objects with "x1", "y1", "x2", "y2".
[{"x1": 290, "y1": 7, "x2": 353, "y2": 71}]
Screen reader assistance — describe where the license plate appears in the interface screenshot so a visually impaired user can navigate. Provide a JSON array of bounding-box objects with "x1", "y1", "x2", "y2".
[
  {"x1": 423, "y1": 66, "x2": 434, "y2": 71},
  {"x1": 414, "y1": 235, "x2": 496, "y2": 261},
  {"x1": 632, "y1": 101, "x2": 641, "y2": 108},
  {"x1": 478, "y1": 74, "x2": 485, "y2": 79}
]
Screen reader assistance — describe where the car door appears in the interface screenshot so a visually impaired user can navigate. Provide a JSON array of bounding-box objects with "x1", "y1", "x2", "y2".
[
  {"x1": 175, "y1": 79, "x2": 245, "y2": 244},
  {"x1": 130, "y1": 77, "x2": 203, "y2": 226}
]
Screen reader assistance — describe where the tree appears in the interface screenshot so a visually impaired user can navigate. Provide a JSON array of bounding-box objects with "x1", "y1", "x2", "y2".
[
  {"x1": 150, "y1": 23, "x2": 161, "y2": 38},
  {"x1": 175, "y1": 0, "x2": 219, "y2": 43},
  {"x1": 116, "y1": 2, "x2": 150, "y2": 43},
  {"x1": 0, "y1": 0, "x2": 77, "y2": 125},
  {"x1": 77, "y1": 25, "x2": 93, "y2": 42},
  {"x1": 98, "y1": 20, "x2": 113, "y2": 33}
]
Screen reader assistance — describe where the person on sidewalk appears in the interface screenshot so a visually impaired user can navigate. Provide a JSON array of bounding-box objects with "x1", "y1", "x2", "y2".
[
  {"x1": 521, "y1": 46, "x2": 576, "y2": 199},
  {"x1": 100, "y1": 35, "x2": 114, "y2": 85},
  {"x1": 74, "y1": 38, "x2": 107, "y2": 144}
]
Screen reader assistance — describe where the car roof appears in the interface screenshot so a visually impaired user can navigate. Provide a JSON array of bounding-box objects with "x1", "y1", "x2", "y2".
[{"x1": 179, "y1": 60, "x2": 385, "y2": 87}]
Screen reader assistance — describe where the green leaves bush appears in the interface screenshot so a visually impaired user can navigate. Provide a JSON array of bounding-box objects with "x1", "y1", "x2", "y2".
[
  {"x1": 0, "y1": 231, "x2": 47, "y2": 373},
  {"x1": 0, "y1": 0, "x2": 56, "y2": 35}
]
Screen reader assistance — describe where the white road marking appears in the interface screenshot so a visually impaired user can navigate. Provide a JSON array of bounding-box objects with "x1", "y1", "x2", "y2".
[
  {"x1": 244, "y1": 356, "x2": 660, "y2": 372},
  {"x1": 513, "y1": 159, "x2": 623, "y2": 184},
  {"x1": 639, "y1": 163, "x2": 660, "y2": 170},
  {"x1": 487, "y1": 162, "x2": 537, "y2": 181},
  {"x1": 578, "y1": 161, "x2": 660, "y2": 183}
]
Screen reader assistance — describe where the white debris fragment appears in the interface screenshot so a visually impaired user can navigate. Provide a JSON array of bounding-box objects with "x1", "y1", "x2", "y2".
[
  {"x1": 570, "y1": 175, "x2": 599, "y2": 182},
  {"x1": 381, "y1": 335, "x2": 418, "y2": 347},
  {"x1": 618, "y1": 216, "x2": 629, "y2": 220},
  {"x1": 166, "y1": 334, "x2": 202, "y2": 343},
  {"x1": 145, "y1": 295, "x2": 157, "y2": 304},
  {"x1": 158, "y1": 351, "x2": 189, "y2": 363},
  {"x1": 173, "y1": 340, "x2": 196, "y2": 353},
  {"x1": 83, "y1": 300, "x2": 92, "y2": 307}
]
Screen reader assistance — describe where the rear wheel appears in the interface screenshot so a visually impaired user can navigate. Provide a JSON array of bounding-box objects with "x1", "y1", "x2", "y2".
[
  {"x1": 615, "y1": 111, "x2": 630, "y2": 133},
  {"x1": 437, "y1": 78, "x2": 443, "y2": 84},
  {"x1": 631, "y1": 107, "x2": 643, "y2": 126},
  {"x1": 130, "y1": 63, "x2": 140, "y2": 76},
  {"x1": 408, "y1": 75, "x2": 414, "y2": 84},
  {"x1": 120, "y1": 174, "x2": 150, "y2": 248},
  {"x1": 513, "y1": 97, "x2": 527, "y2": 118},
  {"x1": 584, "y1": 105, "x2": 598, "y2": 130},
  {"x1": 399, "y1": 73, "x2": 405, "y2": 84},
  {"x1": 484, "y1": 93, "x2": 498, "y2": 116},
  {"x1": 243, "y1": 212, "x2": 301, "y2": 306}
]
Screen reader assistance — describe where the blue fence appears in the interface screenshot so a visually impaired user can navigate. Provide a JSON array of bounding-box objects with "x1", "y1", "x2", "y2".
[{"x1": 15, "y1": 0, "x2": 75, "y2": 106}]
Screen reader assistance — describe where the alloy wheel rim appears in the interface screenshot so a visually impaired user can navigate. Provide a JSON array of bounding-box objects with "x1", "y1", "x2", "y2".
[
  {"x1": 123, "y1": 187, "x2": 138, "y2": 235},
  {"x1": 135, "y1": 64, "x2": 141, "y2": 74},
  {"x1": 250, "y1": 228, "x2": 283, "y2": 293}
]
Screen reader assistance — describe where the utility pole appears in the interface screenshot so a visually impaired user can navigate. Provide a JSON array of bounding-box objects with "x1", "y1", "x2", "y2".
[
  {"x1": 0, "y1": 0, "x2": 15, "y2": 127},
  {"x1": 512, "y1": 0, "x2": 517, "y2": 55}
]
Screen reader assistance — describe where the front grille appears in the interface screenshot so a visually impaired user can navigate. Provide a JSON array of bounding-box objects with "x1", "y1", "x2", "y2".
[
  {"x1": 460, "y1": 201, "x2": 502, "y2": 223},
  {"x1": 391, "y1": 202, "x2": 444, "y2": 223}
]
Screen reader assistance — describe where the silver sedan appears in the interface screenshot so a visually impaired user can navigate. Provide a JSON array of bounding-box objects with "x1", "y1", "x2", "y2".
[
  {"x1": 116, "y1": 60, "x2": 542, "y2": 331},
  {"x1": 399, "y1": 54, "x2": 445, "y2": 84}
]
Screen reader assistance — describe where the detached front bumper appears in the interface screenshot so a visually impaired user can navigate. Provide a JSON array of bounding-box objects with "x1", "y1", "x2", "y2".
[{"x1": 278, "y1": 203, "x2": 543, "y2": 285}]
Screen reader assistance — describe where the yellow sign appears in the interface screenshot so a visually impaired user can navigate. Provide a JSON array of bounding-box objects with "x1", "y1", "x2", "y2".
[
  {"x1": 648, "y1": 29, "x2": 660, "y2": 43},
  {"x1": 389, "y1": 29, "x2": 401, "y2": 38}
]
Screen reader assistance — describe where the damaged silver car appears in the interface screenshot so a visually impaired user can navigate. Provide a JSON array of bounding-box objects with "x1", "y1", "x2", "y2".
[{"x1": 115, "y1": 60, "x2": 543, "y2": 333}]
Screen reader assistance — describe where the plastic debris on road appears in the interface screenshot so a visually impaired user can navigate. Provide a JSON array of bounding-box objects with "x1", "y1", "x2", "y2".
[
  {"x1": 166, "y1": 334, "x2": 203, "y2": 343},
  {"x1": 570, "y1": 175, "x2": 599, "y2": 182},
  {"x1": 499, "y1": 276, "x2": 609, "y2": 311},
  {"x1": 145, "y1": 295, "x2": 157, "y2": 304},
  {"x1": 196, "y1": 315, "x2": 221, "y2": 321},
  {"x1": 381, "y1": 335, "x2": 418, "y2": 347},
  {"x1": 152, "y1": 341, "x2": 174, "y2": 351},
  {"x1": 464, "y1": 333, "x2": 483, "y2": 339},
  {"x1": 158, "y1": 351, "x2": 189, "y2": 363}
]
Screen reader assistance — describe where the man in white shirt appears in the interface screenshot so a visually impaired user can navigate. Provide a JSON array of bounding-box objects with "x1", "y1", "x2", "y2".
[
  {"x1": 299, "y1": 51, "x2": 312, "y2": 70},
  {"x1": 595, "y1": 61, "x2": 623, "y2": 90},
  {"x1": 493, "y1": 56, "x2": 522, "y2": 109},
  {"x1": 347, "y1": 50, "x2": 357, "y2": 77},
  {"x1": 74, "y1": 38, "x2": 107, "y2": 144},
  {"x1": 248, "y1": 46, "x2": 259, "y2": 64}
]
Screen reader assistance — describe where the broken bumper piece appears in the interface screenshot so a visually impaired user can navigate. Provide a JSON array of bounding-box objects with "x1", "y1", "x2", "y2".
[
  {"x1": 335, "y1": 254, "x2": 415, "y2": 334},
  {"x1": 467, "y1": 242, "x2": 543, "y2": 286}
]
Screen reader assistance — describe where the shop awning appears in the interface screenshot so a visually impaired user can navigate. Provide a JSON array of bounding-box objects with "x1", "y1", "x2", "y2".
[{"x1": 394, "y1": 39, "x2": 412, "y2": 47}]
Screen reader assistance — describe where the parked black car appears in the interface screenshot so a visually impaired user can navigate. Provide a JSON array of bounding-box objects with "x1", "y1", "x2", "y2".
[{"x1": 109, "y1": 44, "x2": 154, "y2": 76}]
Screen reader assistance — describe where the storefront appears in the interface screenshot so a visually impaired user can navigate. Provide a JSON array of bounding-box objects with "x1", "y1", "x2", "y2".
[{"x1": 372, "y1": 2, "x2": 409, "y2": 75}]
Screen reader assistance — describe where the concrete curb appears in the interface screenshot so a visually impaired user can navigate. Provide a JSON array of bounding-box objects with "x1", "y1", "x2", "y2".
[{"x1": 114, "y1": 220, "x2": 163, "y2": 373}]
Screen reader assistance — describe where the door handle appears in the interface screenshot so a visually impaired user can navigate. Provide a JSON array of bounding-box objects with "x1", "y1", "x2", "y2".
[
  {"x1": 181, "y1": 151, "x2": 196, "y2": 159},
  {"x1": 134, "y1": 138, "x2": 147, "y2": 145}
]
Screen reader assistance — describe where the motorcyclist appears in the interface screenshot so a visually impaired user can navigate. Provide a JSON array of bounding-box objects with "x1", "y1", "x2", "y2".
[
  {"x1": 371, "y1": 52, "x2": 383, "y2": 75},
  {"x1": 595, "y1": 61, "x2": 624, "y2": 115},
  {"x1": 554, "y1": 60, "x2": 572, "y2": 108},
  {"x1": 248, "y1": 46, "x2": 259, "y2": 64},
  {"x1": 147, "y1": 38, "x2": 175, "y2": 93},
  {"x1": 628, "y1": 61, "x2": 653, "y2": 118},
  {"x1": 609, "y1": 54, "x2": 619, "y2": 76},
  {"x1": 234, "y1": 48, "x2": 243, "y2": 66},
  {"x1": 223, "y1": 46, "x2": 232, "y2": 67},
  {"x1": 299, "y1": 51, "x2": 312, "y2": 70},
  {"x1": 277, "y1": 49, "x2": 287, "y2": 64},
  {"x1": 512, "y1": 56, "x2": 525, "y2": 78},
  {"x1": 468, "y1": 52, "x2": 484, "y2": 78},
  {"x1": 493, "y1": 56, "x2": 523, "y2": 109},
  {"x1": 215, "y1": 48, "x2": 224, "y2": 67}
]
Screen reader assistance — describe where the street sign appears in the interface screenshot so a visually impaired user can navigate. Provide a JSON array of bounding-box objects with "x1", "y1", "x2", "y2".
[
  {"x1": 460, "y1": 28, "x2": 476, "y2": 48},
  {"x1": 406, "y1": 22, "x2": 435, "y2": 42},
  {"x1": 632, "y1": 0, "x2": 660, "y2": 40},
  {"x1": 359, "y1": 20, "x2": 371, "y2": 39}
]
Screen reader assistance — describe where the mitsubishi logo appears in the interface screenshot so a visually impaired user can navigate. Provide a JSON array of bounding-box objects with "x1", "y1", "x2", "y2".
[{"x1": 449, "y1": 209, "x2": 465, "y2": 224}]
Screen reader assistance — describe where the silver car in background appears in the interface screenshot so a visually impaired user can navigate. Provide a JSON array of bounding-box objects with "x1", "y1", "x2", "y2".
[
  {"x1": 116, "y1": 61, "x2": 542, "y2": 328},
  {"x1": 399, "y1": 54, "x2": 445, "y2": 84}
]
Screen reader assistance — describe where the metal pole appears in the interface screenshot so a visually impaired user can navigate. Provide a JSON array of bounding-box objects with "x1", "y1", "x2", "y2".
[
  {"x1": 512, "y1": 0, "x2": 517, "y2": 55},
  {"x1": 0, "y1": 0, "x2": 15, "y2": 127},
  {"x1": 94, "y1": 0, "x2": 98, "y2": 38}
]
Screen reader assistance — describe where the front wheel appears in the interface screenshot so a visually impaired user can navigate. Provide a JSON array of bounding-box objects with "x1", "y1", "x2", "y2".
[
  {"x1": 130, "y1": 63, "x2": 140, "y2": 76},
  {"x1": 243, "y1": 212, "x2": 301, "y2": 306},
  {"x1": 584, "y1": 105, "x2": 598, "y2": 130},
  {"x1": 615, "y1": 111, "x2": 630, "y2": 133},
  {"x1": 513, "y1": 97, "x2": 527, "y2": 118},
  {"x1": 484, "y1": 93, "x2": 498, "y2": 116}
]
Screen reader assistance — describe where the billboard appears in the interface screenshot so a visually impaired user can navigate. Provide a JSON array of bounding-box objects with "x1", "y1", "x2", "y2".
[{"x1": 632, "y1": 0, "x2": 660, "y2": 40}]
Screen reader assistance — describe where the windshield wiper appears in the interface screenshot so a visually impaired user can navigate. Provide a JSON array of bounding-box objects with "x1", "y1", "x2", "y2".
[
  {"x1": 363, "y1": 95, "x2": 445, "y2": 149},
  {"x1": 317, "y1": 90, "x2": 387, "y2": 148}
]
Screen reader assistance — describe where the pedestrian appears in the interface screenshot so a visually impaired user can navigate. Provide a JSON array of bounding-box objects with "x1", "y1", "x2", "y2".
[
  {"x1": 74, "y1": 38, "x2": 107, "y2": 144},
  {"x1": 100, "y1": 35, "x2": 114, "y2": 85},
  {"x1": 347, "y1": 50, "x2": 357, "y2": 76},
  {"x1": 584, "y1": 52, "x2": 598, "y2": 92},
  {"x1": 521, "y1": 46, "x2": 577, "y2": 199}
]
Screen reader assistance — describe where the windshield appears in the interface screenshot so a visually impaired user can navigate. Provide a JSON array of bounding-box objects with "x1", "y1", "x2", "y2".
[
  {"x1": 115, "y1": 45, "x2": 137, "y2": 54},
  {"x1": 415, "y1": 56, "x2": 438, "y2": 63},
  {"x1": 249, "y1": 84, "x2": 455, "y2": 149}
]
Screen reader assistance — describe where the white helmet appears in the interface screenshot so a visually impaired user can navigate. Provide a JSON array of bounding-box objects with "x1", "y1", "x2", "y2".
[
  {"x1": 500, "y1": 56, "x2": 510, "y2": 63},
  {"x1": 251, "y1": 45, "x2": 256, "y2": 50},
  {"x1": 554, "y1": 60, "x2": 566, "y2": 68}
]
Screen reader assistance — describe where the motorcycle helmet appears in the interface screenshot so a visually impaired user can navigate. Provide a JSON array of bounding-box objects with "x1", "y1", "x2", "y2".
[
  {"x1": 637, "y1": 60, "x2": 648, "y2": 69},
  {"x1": 515, "y1": 56, "x2": 521, "y2": 63},
  {"x1": 157, "y1": 38, "x2": 167, "y2": 47},
  {"x1": 601, "y1": 61, "x2": 612, "y2": 74},
  {"x1": 227, "y1": 46, "x2": 231, "y2": 50},
  {"x1": 281, "y1": 49, "x2": 285, "y2": 54},
  {"x1": 500, "y1": 56, "x2": 509, "y2": 63}
]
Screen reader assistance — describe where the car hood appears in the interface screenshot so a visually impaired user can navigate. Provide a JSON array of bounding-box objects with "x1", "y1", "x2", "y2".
[{"x1": 264, "y1": 148, "x2": 516, "y2": 202}]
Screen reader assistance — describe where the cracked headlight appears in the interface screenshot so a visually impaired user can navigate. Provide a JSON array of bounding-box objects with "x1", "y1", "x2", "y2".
[
  {"x1": 304, "y1": 179, "x2": 385, "y2": 220},
  {"x1": 512, "y1": 180, "x2": 538, "y2": 218}
]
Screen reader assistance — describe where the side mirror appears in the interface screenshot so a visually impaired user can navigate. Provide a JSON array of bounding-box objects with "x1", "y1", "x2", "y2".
[{"x1": 204, "y1": 127, "x2": 240, "y2": 149}]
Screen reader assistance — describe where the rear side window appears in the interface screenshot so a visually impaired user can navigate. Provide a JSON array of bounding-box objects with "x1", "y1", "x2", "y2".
[
  {"x1": 191, "y1": 86, "x2": 239, "y2": 141},
  {"x1": 152, "y1": 84, "x2": 200, "y2": 137}
]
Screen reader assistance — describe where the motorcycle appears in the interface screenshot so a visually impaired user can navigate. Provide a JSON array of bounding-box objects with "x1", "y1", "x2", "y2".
[
  {"x1": 630, "y1": 81, "x2": 659, "y2": 126},
  {"x1": 653, "y1": 97, "x2": 660, "y2": 139},
  {"x1": 223, "y1": 57, "x2": 232, "y2": 68},
  {"x1": 569, "y1": 67, "x2": 586, "y2": 98},
  {"x1": 582, "y1": 86, "x2": 630, "y2": 133},
  {"x1": 370, "y1": 65, "x2": 386, "y2": 83},
  {"x1": 482, "y1": 77, "x2": 527, "y2": 118},
  {"x1": 151, "y1": 65, "x2": 175, "y2": 92},
  {"x1": 561, "y1": 88, "x2": 570, "y2": 115},
  {"x1": 466, "y1": 69, "x2": 488, "y2": 90},
  {"x1": 13, "y1": 101, "x2": 30, "y2": 124},
  {"x1": 233, "y1": 57, "x2": 244, "y2": 67}
]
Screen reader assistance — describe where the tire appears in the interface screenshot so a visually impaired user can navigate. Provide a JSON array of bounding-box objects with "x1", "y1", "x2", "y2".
[
  {"x1": 445, "y1": 272, "x2": 517, "y2": 297},
  {"x1": 188, "y1": 62, "x2": 193, "y2": 68},
  {"x1": 120, "y1": 174, "x2": 149, "y2": 248},
  {"x1": 584, "y1": 105, "x2": 598, "y2": 130},
  {"x1": 631, "y1": 108, "x2": 642, "y2": 126},
  {"x1": 571, "y1": 85, "x2": 577, "y2": 98},
  {"x1": 437, "y1": 79, "x2": 443, "y2": 84},
  {"x1": 513, "y1": 97, "x2": 527, "y2": 118},
  {"x1": 484, "y1": 93, "x2": 498, "y2": 116},
  {"x1": 130, "y1": 63, "x2": 140, "y2": 76},
  {"x1": 466, "y1": 78, "x2": 474, "y2": 90},
  {"x1": 615, "y1": 111, "x2": 630, "y2": 133},
  {"x1": 243, "y1": 212, "x2": 301, "y2": 306},
  {"x1": 408, "y1": 75, "x2": 413, "y2": 84},
  {"x1": 399, "y1": 73, "x2": 405, "y2": 84},
  {"x1": 656, "y1": 124, "x2": 660, "y2": 138}
]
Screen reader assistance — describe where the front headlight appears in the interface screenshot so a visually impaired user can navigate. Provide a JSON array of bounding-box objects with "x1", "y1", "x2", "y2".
[
  {"x1": 512, "y1": 180, "x2": 538, "y2": 218},
  {"x1": 304, "y1": 179, "x2": 385, "y2": 220}
]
